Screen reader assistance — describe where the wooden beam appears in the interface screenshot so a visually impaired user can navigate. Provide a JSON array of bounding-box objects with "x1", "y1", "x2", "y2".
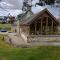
[
  {"x1": 49, "y1": 17, "x2": 57, "y2": 26},
  {"x1": 46, "y1": 17, "x2": 48, "y2": 34},
  {"x1": 40, "y1": 18, "x2": 43, "y2": 34},
  {"x1": 51, "y1": 20, "x2": 53, "y2": 33},
  {"x1": 35, "y1": 20, "x2": 36, "y2": 35}
]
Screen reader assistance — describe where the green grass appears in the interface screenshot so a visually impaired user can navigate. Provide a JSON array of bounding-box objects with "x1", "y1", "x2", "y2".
[
  {"x1": 0, "y1": 24, "x2": 11, "y2": 31},
  {"x1": 0, "y1": 46, "x2": 60, "y2": 60},
  {"x1": 0, "y1": 35, "x2": 12, "y2": 48},
  {"x1": 0, "y1": 35, "x2": 60, "y2": 60}
]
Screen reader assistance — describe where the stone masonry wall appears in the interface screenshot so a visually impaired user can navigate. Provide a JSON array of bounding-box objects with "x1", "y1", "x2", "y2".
[
  {"x1": 20, "y1": 26, "x2": 30, "y2": 42},
  {"x1": 27, "y1": 35, "x2": 60, "y2": 43}
]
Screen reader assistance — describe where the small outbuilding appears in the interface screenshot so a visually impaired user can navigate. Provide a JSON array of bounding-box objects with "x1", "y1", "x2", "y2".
[{"x1": 19, "y1": 8, "x2": 60, "y2": 42}]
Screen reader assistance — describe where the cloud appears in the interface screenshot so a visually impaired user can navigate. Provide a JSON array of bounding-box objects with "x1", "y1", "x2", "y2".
[
  {"x1": 0, "y1": 9, "x2": 22, "y2": 16},
  {"x1": 0, "y1": 0, "x2": 23, "y2": 16},
  {"x1": 2, "y1": 0, "x2": 23, "y2": 9},
  {"x1": 0, "y1": 2, "x2": 13, "y2": 6},
  {"x1": 0, "y1": 0, "x2": 39, "y2": 16}
]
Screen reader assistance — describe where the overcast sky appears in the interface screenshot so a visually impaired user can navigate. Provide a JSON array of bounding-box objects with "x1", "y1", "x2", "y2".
[
  {"x1": 0, "y1": 0, "x2": 24, "y2": 16},
  {"x1": 1, "y1": 0, "x2": 23, "y2": 9},
  {"x1": 0, "y1": 0, "x2": 39, "y2": 16}
]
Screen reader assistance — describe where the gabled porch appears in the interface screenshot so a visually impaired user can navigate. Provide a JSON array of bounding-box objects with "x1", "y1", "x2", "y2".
[
  {"x1": 29, "y1": 9, "x2": 59, "y2": 35},
  {"x1": 30, "y1": 16, "x2": 58, "y2": 35}
]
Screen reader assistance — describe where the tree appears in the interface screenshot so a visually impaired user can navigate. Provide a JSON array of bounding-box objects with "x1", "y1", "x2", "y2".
[
  {"x1": 44, "y1": 0, "x2": 55, "y2": 5},
  {"x1": 8, "y1": 16, "x2": 16, "y2": 24}
]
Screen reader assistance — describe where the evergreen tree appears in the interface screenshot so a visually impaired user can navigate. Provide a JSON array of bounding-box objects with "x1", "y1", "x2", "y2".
[{"x1": 44, "y1": 0, "x2": 55, "y2": 5}]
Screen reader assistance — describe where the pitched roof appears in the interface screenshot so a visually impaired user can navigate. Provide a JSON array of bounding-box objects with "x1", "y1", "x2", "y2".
[
  {"x1": 32, "y1": 5, "x2": 60, "y2": 19},
  {"x1": 18, "y1": 10, "x2": 33, "y2": 21},
  {"x1": 20, "y1": 8, "x2": 60, "y2": 26}
]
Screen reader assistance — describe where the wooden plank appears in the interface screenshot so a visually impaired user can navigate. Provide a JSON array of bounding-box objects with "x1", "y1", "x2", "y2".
[
  {"x1": 40, "y1": 18, "x2": 43, "y2": 34},
  {"x1": 35, "y1": 20, "x2": 37, "y2": 35},
  {"x1": 46, "y1": 17, "x2": 48, "y2": 34},
  {"x1": 51, "y1": 20, "x2": 53, "y2": 33}
]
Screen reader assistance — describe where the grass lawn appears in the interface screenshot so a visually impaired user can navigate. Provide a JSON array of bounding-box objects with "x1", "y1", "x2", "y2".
[
  {"x1": 0, "y1": 35, "x2": 60, "y2": 60},
  {"x1": 0, "y1": 35, "x2": 12, "y2": 48},
  {"x1": 0, "y1": 46, "x2": 60, "y2": 60},
  {"x1": 0, "y1": 24, "x2": 11, "y2": 31}
]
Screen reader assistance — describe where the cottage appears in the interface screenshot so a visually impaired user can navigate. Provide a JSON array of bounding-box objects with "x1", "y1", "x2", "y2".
[
  {"x1": 10, "y1": 0, "x2": 60, "y2": 43},
  {"x1": 19, "y1": 8, "x2": 60, "y2": 42}
]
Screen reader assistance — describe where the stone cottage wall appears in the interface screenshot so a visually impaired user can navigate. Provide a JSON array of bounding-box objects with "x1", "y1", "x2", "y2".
[
  {"x1": 11, "y1": 25, "x2": 17, "y2": 32},
  {"x1": 20, "y1": 26, "x2": 30, "y2": 42},
  {"x1": 11, "y1": 21, "x2": 20, "y2": 33},
  {"x1": 57, "y1": 26, "x2": 60, "y2": 32}
]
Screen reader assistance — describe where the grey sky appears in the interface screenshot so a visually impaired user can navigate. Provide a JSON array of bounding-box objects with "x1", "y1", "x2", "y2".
[
  {"x1": 0, "y1": 0, "x2": 39, "y2": 16},
  {"x1": 0, "y1": 0, "x2": 24, "y2": 16},
  {"x1": 2, "y1": 0, "x2": 23, "y2": 9},
  {"x1": 1, "y1": 0, "x2": 39, "y2": 9}
]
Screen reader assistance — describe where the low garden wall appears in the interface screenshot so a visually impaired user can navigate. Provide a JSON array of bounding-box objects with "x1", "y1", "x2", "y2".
[{"x1": 27, "y1": 35, "x2": 60, "y2": 43}]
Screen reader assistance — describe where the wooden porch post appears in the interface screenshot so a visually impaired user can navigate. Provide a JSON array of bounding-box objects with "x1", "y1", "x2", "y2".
[
  {"x1": 51, "y1": 20, "x2": 53, "y2": 34},
  {"x1": 35, "y1": 21, "x2": 36, "y2": 35},
  {"x1": 46, "y1": 17, "x2": 48, "y2": 34},
  {"x1": 40, "y1": 18, "x2": 43, "y2": 34}
]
